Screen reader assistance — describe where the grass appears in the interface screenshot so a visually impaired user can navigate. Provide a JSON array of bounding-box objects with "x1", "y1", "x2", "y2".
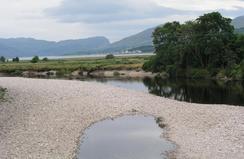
[{"x1": 0, "y1": 56, "x2": 151, "y2": 75}]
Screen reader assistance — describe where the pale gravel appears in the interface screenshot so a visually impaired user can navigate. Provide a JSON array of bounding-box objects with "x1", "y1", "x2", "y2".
[{"x1": 0, "y1": 77, "x2": 243, "y2": 159}]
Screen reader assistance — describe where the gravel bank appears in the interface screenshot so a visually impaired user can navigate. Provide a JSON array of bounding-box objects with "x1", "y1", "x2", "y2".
[{"x1": 0, "y1": 77, "x2": 243, "y2": 159}]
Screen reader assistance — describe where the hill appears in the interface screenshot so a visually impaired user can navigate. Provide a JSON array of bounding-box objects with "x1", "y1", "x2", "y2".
[
  {"x1": 236, "y1": 27, "x2": 244, "y2": 34},
  {"x1": 0, "y1": 28, "x2": 155, "y2": 57},
  {"x1": 232, "y1": 16, "x2": 244, "y2": 28},
  {"x1": 101, "y1": 28, "x2": 154, "y2": 53},
  {"x1": 0, "y1": 37, "x2": 110, "y2": 58}
]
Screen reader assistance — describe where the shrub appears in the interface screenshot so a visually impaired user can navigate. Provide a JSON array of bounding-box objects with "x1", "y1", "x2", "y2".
[
  {"x1": 228, "y1": 65, "x2": 243, "y2": 80},
  {"x1": 113, "y1": 71, "x2": 120, "y2": 76},
  {"x1": 42, "y1": 57, "x2": 49, "y2": 61},
  {"x1": 216, "y1": 69, "x2": 227, "y2": 80},
  {"x1": 12, "y1": 57, "x2": 19, "y2": 62},
  {"x1": 0, "y1": 56, "x2": 6, "y2": 62},
  {"x1": 142, "y1": 60, "x2": 154, "y2": 71},
  {"x1": 10, "y1": 70, "x2": 23, "y2": 76},
  {"x1": 57, "y1": 69, "x2": 71, "y2": 77},
  {"x1": 105, "y1": 54, "x2": 115, "y2": 59},
  {"x1": 31, "y1": 56, "x2": 39, "y2": 63}
]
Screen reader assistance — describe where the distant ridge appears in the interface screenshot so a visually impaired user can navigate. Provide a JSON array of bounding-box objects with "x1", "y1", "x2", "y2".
[
  {"x1": 236, "y1": 27, "x2": 244, "y2": 34},
  {"x1": 0, "y1": 28, "x2": 155, "y2": 57},
  {"x1": 232, "y1": 15, "x2": 244, "y2": 28},
  {"x1": 0, "y1": 37, "x2": 110, "y2": 58},
  {"x1": 101, "y1": 28, "x2": 154, "y2": 53}
]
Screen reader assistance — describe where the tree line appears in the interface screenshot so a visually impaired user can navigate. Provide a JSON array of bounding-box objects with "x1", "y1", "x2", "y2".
[
  {"x1": 143, "y1": 12, "x2": 244, "y2": 80},
  {"x1": 0, "y1": 56, "x2": 48, "y2": 63}
]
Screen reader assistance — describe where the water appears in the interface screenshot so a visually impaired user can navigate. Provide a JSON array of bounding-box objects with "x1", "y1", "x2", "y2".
[
  {"x1": 14, "y1": 53, "x2": 153, "y2": 61},
  {"x1": 78, "y1": 115, "x2": 175, "y2": 159},
  {"x1": 89, "y1": 77, "x2": 244, "y2": 106}
]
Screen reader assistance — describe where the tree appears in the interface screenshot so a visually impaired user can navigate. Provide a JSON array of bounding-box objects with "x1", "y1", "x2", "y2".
[
  {"x1": 0, "y1": 56, "x2": 6, "y2": 62},
  {"x1": 235, "y1": 35, "x2": 244, "y2": 63},
  {"x1": 12, "y1": 57, "x2": 19, "y2": 62},
  {"x1": 31, "y1": 56, "x2": 39, "y2": 63},
  {"x1": 42, "y1": 57, "x2": 49, "y2": 61},
  {"x1": 151, "y1": 21, "x2": 181, "y2": 71},
  {"x1": 105, "y1": 54, "x2": 115, "y2": 59},
  {"x1": 144, "y1": 12, "x2": 238, "y2": 73},
  {"x1": 193, "y1": 12, "x2": 236, "y2": 68}
]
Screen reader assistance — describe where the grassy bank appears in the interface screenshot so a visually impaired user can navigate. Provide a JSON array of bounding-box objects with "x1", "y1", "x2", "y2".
[{"x1": 0, "y1": 56, "x2": 150, "y2": 76}]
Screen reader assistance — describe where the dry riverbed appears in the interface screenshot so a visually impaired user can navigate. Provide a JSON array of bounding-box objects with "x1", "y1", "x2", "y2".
[{"x1": 0, "y1": 77, "x2": 243, "y2": 159}]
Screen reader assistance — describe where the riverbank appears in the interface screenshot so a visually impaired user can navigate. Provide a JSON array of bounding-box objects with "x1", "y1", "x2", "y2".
[
  {"x1": 0, "y1": 77, "x2": 243, "y2": 159},
  {"x1": 0, "y1": 55, "x2": 150, "y2": 76}
]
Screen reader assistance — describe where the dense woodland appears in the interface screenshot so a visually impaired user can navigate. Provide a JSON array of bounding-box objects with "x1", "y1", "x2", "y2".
[{"x1": 143, "y1": 12, "x2": 244, "y2": 80}]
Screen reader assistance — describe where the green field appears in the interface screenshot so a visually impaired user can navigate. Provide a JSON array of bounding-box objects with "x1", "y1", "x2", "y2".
[{"x1": 0, "y1": 56, "x2": 151, "y2": 75}]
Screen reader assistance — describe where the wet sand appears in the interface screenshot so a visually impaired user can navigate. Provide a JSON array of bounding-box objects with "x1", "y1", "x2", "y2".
[{"x1": 0, "y1": 77, "x2": 243, "y2": 159}]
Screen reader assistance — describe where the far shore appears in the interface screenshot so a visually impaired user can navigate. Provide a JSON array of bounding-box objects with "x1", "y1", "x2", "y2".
[
  {"x1": 0, "y1": 77, "x2": 243, "y2": 159},
  {"x1": 10, "y1": 52, "x2": 154, "y2": 61}
]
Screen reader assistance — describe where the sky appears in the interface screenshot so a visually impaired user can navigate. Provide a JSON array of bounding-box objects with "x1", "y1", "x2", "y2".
[{"x1": 0, "y1": 0, "x2": 244, "y2": 42}]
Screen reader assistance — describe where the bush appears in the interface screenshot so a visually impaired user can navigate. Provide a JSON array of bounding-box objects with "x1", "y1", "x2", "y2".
[
  {"x1": 10, "y1": 70, "x2": 23, "y2": 76},
  {"x1": 57, "y1": 69, "x2": 71, "y2": 77},
  {"x1": 216, "y1": 69, "x2": 227, "y2": 80},
  {"x1": 105, "y1": 54, "x2": 115, "y2": 59},
  {"x1": 228, "y1": 65, "x2": 243, "y2": 80},
  {"x1": 142, "y1": 60, "x2": 153, "y2": 71},
  {"x1": 113, "y1": 71, "x2": 120, "y2": 76},
  {"x1": 12, "y1": 57, "x2": 19, "y2": 62},
  {"x1": 42, "y1": 57, "x2": 49, "y2": 61},
  {"x1": 31, "y1": 56, "x2": 39, "y2": 63},
  {"x1": 0, "y1": 56, "x2": 6, "y2": 62}
]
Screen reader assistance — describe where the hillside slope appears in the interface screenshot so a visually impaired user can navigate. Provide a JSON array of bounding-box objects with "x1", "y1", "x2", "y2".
[
  {"x1": 232, "y1": 16, "x2": 244, "y2": 28},
  {"x1": 101, "y1": 28, "x2": 154, "y2": 52},
  {"x1": 0, "y1": 37, "x2": 110, "y2": 58}
]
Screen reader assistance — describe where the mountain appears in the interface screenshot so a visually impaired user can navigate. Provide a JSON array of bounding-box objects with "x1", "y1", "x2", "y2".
[
  {"x1": 128, "y1": 45, "x2": 154, "y2": 52},
  {"x1": 0, "y1": 37, "x2": 110, "y2": 58},
  {"x1": 101, "y1": 28, "x2": 154, "y2": 53},
  {"x1": 232, "y1": 16, "x2": 244, "y2": 28},
  {"x1": 0, "y1": 27, "x2": 155, "y2": 57},
  {"x1": 236, "y1": 27, "x2": 244, "y2": 34}
]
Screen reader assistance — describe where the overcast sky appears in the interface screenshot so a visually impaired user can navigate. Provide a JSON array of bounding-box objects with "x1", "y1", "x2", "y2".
[{"x1": 0, "y1": 0, "x2": 244, "y2": 42}]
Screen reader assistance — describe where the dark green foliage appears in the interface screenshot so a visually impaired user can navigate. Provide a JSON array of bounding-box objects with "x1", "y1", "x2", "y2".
[
  {"x1": 12, "y1": 57, "x2": 19, "y2": 62},
  {"x1": 113, "y1": 71, "x2": 120, "y2": 76},
  {"x1": 42, "y1": 57, "x2": 49, "y2": 61},
  {"x1": 186, "y1": 69, "x2": 210, "y2": 79},
  {"x1": 128, "y1": 45, "x2": 154, "y2": 52},
  {"x1": 0, "y1": 56, "x2": 5, "y2": 62},
  {"x1": 145, "y1": 12, "x2": 244, "y2": 79},
  {"x1": 31, "y1": 56, "x2": 39, "y2": 63},
  {"x1": 105, "y1": 54, "x2": 115, "y2": 59}
]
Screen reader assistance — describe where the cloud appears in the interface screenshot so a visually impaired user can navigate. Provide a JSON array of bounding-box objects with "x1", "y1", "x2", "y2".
[
  {"x1": 46, "y1": 0, "x2": 244, "y2": 24},
  {"x1": 1, "y1": 0, "x2": 244, "y2": 42},
  {"x1": 46, "y1": 0, "x2": 186, "y2": 23},
  {"x1": 154, "y1": 0, "x2": 244, "y2": 11}
]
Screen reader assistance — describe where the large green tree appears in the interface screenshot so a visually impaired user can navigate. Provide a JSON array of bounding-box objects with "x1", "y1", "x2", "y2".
[{"x1": 144, "y1": 12, "x2": 239, "y2": 73}]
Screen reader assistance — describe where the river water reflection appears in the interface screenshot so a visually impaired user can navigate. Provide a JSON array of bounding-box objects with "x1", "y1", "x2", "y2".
[{"x1": 89, "y1": 77, "x2": 244, "y2": 106}]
